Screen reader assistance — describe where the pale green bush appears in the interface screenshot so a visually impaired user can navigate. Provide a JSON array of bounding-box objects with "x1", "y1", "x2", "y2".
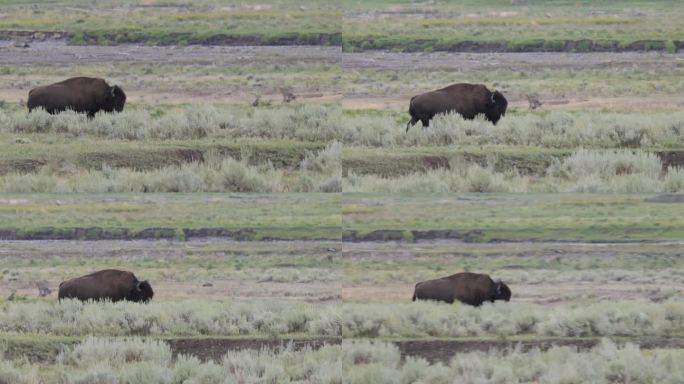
[
  {"x1": 345, "y1": 148, "x2": 684, "y2": 193},
  {"x1": 0, "y1": 300, "x2": 341, "y2": 337},
  {"x1": 342, "y1": 111, "x2": 684, "y2": 148},
  {"x1": 3, "y1": 338, "x2": 684, "y2": 383},
  {"x1": 0, "y1": 146, "x2": 340, "y2": 192},
  {"x1": 341, "y1": 301, "x2": 684, "y2": 338},
  {"x1": 6, "y1": 104, "x2": 341, "y2": 142}
]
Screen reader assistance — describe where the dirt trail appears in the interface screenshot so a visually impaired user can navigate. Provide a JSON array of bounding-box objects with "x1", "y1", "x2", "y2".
[{"x1": 0, "y1": 41, "x2": 340, "y2": 66}]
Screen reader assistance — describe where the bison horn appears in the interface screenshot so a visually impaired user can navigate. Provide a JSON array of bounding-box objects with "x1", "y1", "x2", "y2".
[
  {"x1": 490, "y1": 93, "x2": 496, "y2": 104},
  {"x1": 135, "y1": 281, "x2": 142, "y2": 291},
  {"x1": 110, "y1": 87, "x2": 116, "y2": 97}
]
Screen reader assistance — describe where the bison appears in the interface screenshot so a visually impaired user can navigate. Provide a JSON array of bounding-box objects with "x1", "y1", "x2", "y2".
[
  {"x1": 58, "y1": 269, "x2": 153, "y2": 303},
  {"x1": 27, "y1": 77, "x2": 126, "y2": 117},
  {"x1": 406, "y1": 83, "x2": 507, "y2": 131},
  {"x1": 412, "y1": 272, "x2": 511, "y2": 306}
]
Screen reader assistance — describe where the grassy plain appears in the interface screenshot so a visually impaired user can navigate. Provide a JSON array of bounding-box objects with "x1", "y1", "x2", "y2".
[
  {"x1": 0, "y1": 0, "x2": 341, "y2": 46},
  {"x1": 342, "y1": 0, "x2": 684, "y2": 52},
  {"x1": 0, "y1": 193, "x2": 341, "y2": 240},
  {"x1": 342, "y1": 193, "x2": 684, "y2": 242}
]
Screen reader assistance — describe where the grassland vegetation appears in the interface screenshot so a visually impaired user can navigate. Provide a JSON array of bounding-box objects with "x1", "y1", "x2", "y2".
[
  {"x1": 341, "y1": 111, "x2": 684, "y2": 148},
  {"x1": 1, "y1": 337, "x2": 683, "y2": 383},
  {"x1": 342, "y1": 193, "x2": 684, "y2": 242},
  {"x1": 0, "y1": 105, "x2": 342, "y2": 192},
  {"x1": 0, "y1": 194, "x2": 341, "y2": 240},
  {"x1": 2, "y1": 104, "x2": 341, "y2": 142},
  {"x1": 0, "y1": 0, "x2": 341, "y2": 46},
  {"x1": 0, "y1": 142, "x2": 341, "y2": 193},
  {"x1": 344, "y1": 148, "x2": 684, "y2": 193},
  {"x1": 342, "y1": 0, "x2": 684, "y2": 52},
  {"x1": 341, "y1": 301, "x2": 684, "y2": 339},
  {"x1": 0, "y1": 300, "x2": 341, "y2": 338},
  {"x1": 340, "y1": 339, "x2": 684, "y2": 384},
  {"x1": 1, "y1": 300, "x2": 683, "y2": 339}
]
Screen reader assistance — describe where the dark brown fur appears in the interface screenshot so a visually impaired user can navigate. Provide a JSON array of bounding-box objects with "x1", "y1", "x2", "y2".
[
  {"x1": 412, "y1": 272, "x2": 511, "y2": 306},
  {"x1": 58, "y1": 269, "x2": 153, "y2": 303},
  {"x1": 27, "y1": 77, "x2": 126, "y2": 117},
  {"x1": 406, "y1": 83, "x2": 507, "y2": 131}
]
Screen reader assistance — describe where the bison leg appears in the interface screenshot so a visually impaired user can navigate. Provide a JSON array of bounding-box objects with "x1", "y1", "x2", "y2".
[{"x1": 420, "y1": 118, "x2": 430, "y2": 127}]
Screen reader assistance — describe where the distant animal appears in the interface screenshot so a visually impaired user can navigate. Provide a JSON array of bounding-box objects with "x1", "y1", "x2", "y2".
[
  {"x1": 406, "y1": 83, "x2": 507, "y2": 131},
  {"x1": 27, "y1": 77, "x2": 126, "y2": 117},
  {"x1": 58, "y1": 269, "x2": 153, "y2": 303},
  {"x1": 412, "y1": 272, "x2": 511, "y2": 306}
]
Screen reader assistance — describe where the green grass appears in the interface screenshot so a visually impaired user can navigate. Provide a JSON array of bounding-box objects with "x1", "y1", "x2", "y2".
[
  {"x1": 0, "y1": 1, "x2": 341, "y2": 46},
  {"x1": 342, "y1": 0, "x2": 684, "y2": 52},
  {"x1": 342, "y1": 193, "x2": 684, "y2": 242},
  {"x1": 0, "y1": 193, "x2": 341, "y2": 240}
]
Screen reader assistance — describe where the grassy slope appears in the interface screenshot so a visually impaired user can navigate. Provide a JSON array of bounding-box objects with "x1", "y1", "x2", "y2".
[
  {"x1": 342, "y1": 193, "x2": 684, "y2": 242},
  {"x1": 342, "y1": 0, "x2": 684, "y2": 52},
  {"x1": 0, "y1": 194, "x2": 341, "y2": 240}
]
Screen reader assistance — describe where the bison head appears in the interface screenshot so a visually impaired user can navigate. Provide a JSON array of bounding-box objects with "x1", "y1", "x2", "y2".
[
  {"x1": 128, "y1": 280, "x2": 154, "y2": 303},
  {"x1": 485, "y1": 91, "x2": 507, "y2": 125},
  {"x1": 105, "y1": 85, "x2": 126, "y2": 113},
  {"x1": 492, "y1": 280, "x2": 511, "y2": 302}
]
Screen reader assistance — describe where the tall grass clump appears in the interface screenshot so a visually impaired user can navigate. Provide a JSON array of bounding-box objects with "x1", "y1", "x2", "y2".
[
  {"x1": 2, "y1": 338, "x2": 684, "y2": 383},
  {"x1": 342, "y1": 111, "x2": 684, "y2": 148},
  {"x1": 345, "y1": 149, "x2": 684, "y2": 193},
  {"x1": 299, "y1": 141, "x2": 342, "y2": 192},
  {"x1": 341, "y1": 301, "x2": 684, "y2": 338},
  {"x1": 0, "y1": 300, "x2": 341, "y2": 337},
  {"x1": 0, "y1": 146, "x2": 340, "y2": 192},
  {"x1": 2, "y1": 104, "x2": 341, "y2": 142}
]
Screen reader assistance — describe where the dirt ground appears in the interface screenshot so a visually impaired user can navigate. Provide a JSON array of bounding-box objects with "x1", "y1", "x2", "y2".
[
  {"x1": 0, "y1": 41, "x2": 341, "y2": 105},
  {"x1": 0, "y1": 239, "x2": 341, "y2": 303},
  {"x1": 0, "y1": 41, "x2": 340, "y2": 66}
]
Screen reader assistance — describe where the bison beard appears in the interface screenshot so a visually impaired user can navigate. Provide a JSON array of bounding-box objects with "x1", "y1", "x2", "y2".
[
  {"x1": 27, "y1": 77, "x2": 126, "y2": 117},
  {"x1": 58, "y1": 269, "x2": 153, "y2": 303},
  {"x1": 406, "y1": 83, "x2": 507, "y2": 132},
  {"x1": 413, "y1": 272, "x2": 511, "y2": 307}
]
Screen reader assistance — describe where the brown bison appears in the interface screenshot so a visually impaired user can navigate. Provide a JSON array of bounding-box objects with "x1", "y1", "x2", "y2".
[
  {"x1": 406, "y1": 83, "x2": 507, "y2": 131},
  {"x1": 412, "y1": 272, "x2": 511, "y2": 306},
  {"x1": 58, "y1": 269, "x2": 153, "y2": 303},
  {"x1": 27, "y1": 77, "x2": 126, "y2": 117}
]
